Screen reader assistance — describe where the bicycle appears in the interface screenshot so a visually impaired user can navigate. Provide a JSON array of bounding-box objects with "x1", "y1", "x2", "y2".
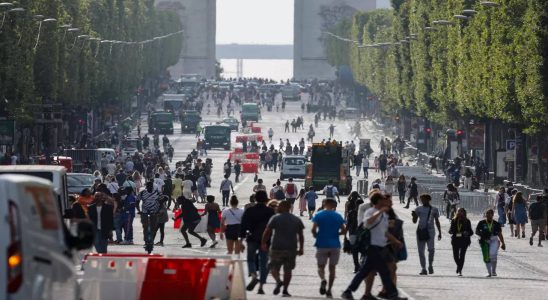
[{"x1": 140, "y1": 213, "x2": 158, "y2": 254}]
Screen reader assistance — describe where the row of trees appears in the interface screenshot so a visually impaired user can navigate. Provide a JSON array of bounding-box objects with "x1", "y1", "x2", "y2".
[
  {"x1": 0, "y1": 0, "x2": 183, "y2": 123},
  {"x1": 326, "y1": 0, "x2": 547, "y2": 134}
]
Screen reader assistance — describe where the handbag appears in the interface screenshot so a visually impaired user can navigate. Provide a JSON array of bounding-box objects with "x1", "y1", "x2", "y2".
[
  {"x1": 158, "y1": 205, "x2": 169, "y2": 224},
  {"x1": 416, "y1": 207, "x2": 432, "y2": 241},
  {"x1": 397, "y1": 237, "x2": 408, "y2": 261}
]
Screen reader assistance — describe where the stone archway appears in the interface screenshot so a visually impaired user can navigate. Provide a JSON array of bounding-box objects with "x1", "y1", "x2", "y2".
[{"x1": 156, "y1": 0, "x2": 377, "y2": 80}]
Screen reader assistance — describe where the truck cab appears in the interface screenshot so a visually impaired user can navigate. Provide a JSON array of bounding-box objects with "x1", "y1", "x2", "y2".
[
  {"x1": 0, "y1": 175, "x2": 93, "y2": 300},
  {"x1": 180, "y1": 110, "x2": 202, "y2": 133},
  {"x1": 204, "y1": 125, "x2": 231, "y2": 150},
  {"x1": 148, "y1": 111, "x2": 174, "y2": 134},
  {"x1": 305, "y1": 143, "x2": 352, "y2": 195},
  {"x1": 241, "y1": 103, "x2": 260, "y2": 125}
]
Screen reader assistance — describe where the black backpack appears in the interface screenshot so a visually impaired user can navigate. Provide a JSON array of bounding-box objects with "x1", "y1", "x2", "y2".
[
  {"x1": 354, "y1": 215, "x2": 383, "y2": 255},
  {"x1": 274, "y1": 188, "x2": 285, "y2": 200}
]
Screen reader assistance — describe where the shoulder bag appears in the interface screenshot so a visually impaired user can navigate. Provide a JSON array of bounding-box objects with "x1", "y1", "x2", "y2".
[{"x1": 416, "y1": 206, "x2": 432, "y2": 241}]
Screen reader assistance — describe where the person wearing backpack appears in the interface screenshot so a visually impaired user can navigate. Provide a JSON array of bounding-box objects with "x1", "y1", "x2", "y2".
[
  {"x1": 341, "y1": 193, "x2": 405, "y2": 300},
  {"x1": 285, "y1": 178, "x2": 299, "y2": 213},
  {"x1": 323, "y1": 179, "x2": 340, "y2": 203},
  {"x1": 272, "y1": 180, "x2": 286, "y2": 201},
  {"x1": 412, "y1": 194, "x2": 442, "y2": 275}
]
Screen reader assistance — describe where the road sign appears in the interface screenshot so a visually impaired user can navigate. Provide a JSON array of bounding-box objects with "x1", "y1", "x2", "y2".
[{"x1": 506, "y1": 140, "x2": 516, "y2": 151}]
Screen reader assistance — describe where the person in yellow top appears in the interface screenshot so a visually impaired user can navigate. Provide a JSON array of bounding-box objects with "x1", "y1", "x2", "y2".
[{"x1": 171, "y1": 173, "x2": 183, "y2": 202}]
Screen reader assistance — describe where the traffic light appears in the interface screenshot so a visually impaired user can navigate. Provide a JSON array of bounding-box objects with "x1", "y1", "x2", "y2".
[
  {"x1": 424, "y1": 127, "x2": 432, "y2": 138},
  {"x1": 456, "y1": 129, "x2": 464, "y2": 142},
  {"x1": 78, "y1": 119, "x2": 85, "y2": 126}
]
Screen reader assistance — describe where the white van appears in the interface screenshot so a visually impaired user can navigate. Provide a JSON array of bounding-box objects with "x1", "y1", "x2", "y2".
[
  {"x1": 0, "y1": 174, "x2": 93, "y2": 300},
  {"x1": 280, "y1": 155, "x2": 307, "y2": 180},
  {"x1": 0, "y1": 166, "x2": 69, "y2": 218}
]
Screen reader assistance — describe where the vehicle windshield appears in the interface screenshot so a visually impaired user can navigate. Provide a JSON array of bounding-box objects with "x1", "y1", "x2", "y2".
[
  {"x1": 164, "y1": 100, "x2": 183, "y2": 111},
  {"x1": 205, "y1": 126, "x2": 230, "y2": 135},
  {"x1": 67, "y1": 174, "x2": 95, "y2": 187},
  {"x1": 153, "y1": 114, "x2": 172, "y2": 122},
  {"x1": 285, "y1": 157, "x2": 306, "y2": 165},
  {"x1": 242, "y1": 105, "x2": 257, "y2": 114},
  {"x1": 122, "y1": 140, "x2": 139, "y2": 149}
]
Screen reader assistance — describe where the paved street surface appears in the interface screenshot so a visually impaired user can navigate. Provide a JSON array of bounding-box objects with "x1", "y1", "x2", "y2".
[{"x1": 106, "y1": 94, "x2": 548, "y2": 300}]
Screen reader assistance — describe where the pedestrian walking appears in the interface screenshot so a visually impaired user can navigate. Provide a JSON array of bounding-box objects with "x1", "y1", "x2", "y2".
[
  {"x1": 341, "y1": 192, "x2": 405, "y2": 300},
  {"x1": 284, "y1": 178, "x2": 299, "y2": 213},
  {"x1": 404, "y1": 177, "x2": 418, "y2": 209},
  {"x1": 362, "y1": 156, "x2": 369, "y2": 179},
  {"x1": 512, "y1": 192, "x2": 528, "y2": 238},
  {"x1": 323, "y1": 179, "x2": 340, "y2": 202},
  {"x1": 344, "y1": 191, "x2": 364, "y2": 273},
  {"x1": 494, "y1": 187, "x2": 508, "y2": 226},
  {"x1": 171, "y1": 174, "x2": 183, "y2": 201},
  {"x1": 174, "y1": 196, "x2": 207, "y2": 248},
  {"x1": 448, "y1": 208, "x2": 472, "y2": 276},
  {"x1": 220, "y1": 175, "x2": 235, "y2": 207},
  {"x1": 397, "y1": 175, "x2": 406, "y2": 204},
  {"x1": 88, "y1": 192, "x2": 114, "y2": 253},
  {"x1": 412, "y1": 194, "x2": 442, "y2": 275},
  {"x1": 220, "y1": 195, "x2": 244, "y2": 254},
  {"x1": 261, "y1": 200, "x2": 305, "y2": 297},
  {"x1": 305, "y1": 187, "x2": 319, "y2": 220},
  {"x1": 196, "y1": 172, "x2": 208, "y2": 203},
  {"x1": 443, "y1": 183, "x2": 460, "y2": 219},
  {"x1": 297, "y1": 188, "x2": 307, "y2": 216},
  {"x1": 240, "y1": 191, "x2": 275, "y2": 295},
  {"x1": 311, "y1": 198, "x2": 346, "y2": 298},
  {"x1": 154, "y1": 193, "x2": 170, "y2": 247},
  {"x1": 202, "y1": 195, "x2": 221, "y2": 248},
  {"x1": 476, "y1": 209, "x2": 506, "y2": 277},
  {"x1": 528, "y1": 195, "x2": 546, "y2": 247},
  {"x1": 234, "y1": 160, "x2": 242, "y2": 183},
  {"x1": 121, "y1": 187, "x2": 136, "y2": 245}
]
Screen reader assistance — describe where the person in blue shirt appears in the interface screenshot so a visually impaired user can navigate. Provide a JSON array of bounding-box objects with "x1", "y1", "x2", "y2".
[
  {"x1": 311, "y1": 198, "x2": 346, "y2": 298},
  {"x1": 121, "y1": 186, "x2": 136, "y2": 245},
  {"x1": 305, "y1": 187, "x2": 319, "y2": 220}
]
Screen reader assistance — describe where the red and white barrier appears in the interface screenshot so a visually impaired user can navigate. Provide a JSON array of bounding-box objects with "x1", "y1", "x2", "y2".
[{"x1": 81, "y1": 255, "x2": 247, "y2": 300}]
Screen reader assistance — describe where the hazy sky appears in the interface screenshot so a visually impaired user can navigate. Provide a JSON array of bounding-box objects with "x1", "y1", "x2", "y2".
[{"x1": 217, "y1": 0, "x2": 294, "y2": 45}]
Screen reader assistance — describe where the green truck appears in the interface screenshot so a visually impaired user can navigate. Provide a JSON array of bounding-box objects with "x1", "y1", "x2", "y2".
[
  {"x1": 180, "y1": 110, "x2": 202, "y2": 133},
  {"x1": 204, "y1": 125, "x2": 231, "y2": 150},
  {"x1": 305, "y1": 143, "x2": 352, "y2": 195},
  {"x1": 240, "y1": 103, "x2": 260, "y2": 126},
  {"x1": 148, "y1": 111, "x2": 174, "y2": 134}
]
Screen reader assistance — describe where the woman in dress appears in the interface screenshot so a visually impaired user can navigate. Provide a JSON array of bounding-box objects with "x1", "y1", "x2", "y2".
[
  {"x1": 512, "y1": 192, "x2": 528, "y2": 238},
  {"x1": 196, "y1": 172, "x2": 208, "y2": 203},
  {"x1": 449, "y1": 208, "x2": 472, "y2": 276},
  {"x1": 220, "y1": 195, "x2": 244, "y2": 254},
  {"x1": 397, "y1": 175, "x2": 407, "y2": 204},
  {"x1": 132, "y1": 171, "x2": 142, "y2": 193},
  {"x1": 171, "y1": 173, "x2": 183, "y2": 202},
  {"x1": 476, "y1": 209, "x2": 506, "y2": 277},
  {"x1": 202, "y1": 195, "x2": 221, "y2": 248},
  {"x1": 297, "y1": 188, "x2": 307, "y2": 216}
]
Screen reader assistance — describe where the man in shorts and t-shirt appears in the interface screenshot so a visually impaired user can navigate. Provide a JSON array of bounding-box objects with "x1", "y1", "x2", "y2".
[
  {"x1": 305, "y1": 187, "x2": 319, "y2": 220},
  {"x1": 262, "y1": 201, "x2": 304, "y2": 297},
  {"x1": 284, "y1": 178, "x2": 299, "y2": 212},
  {"x1": 323, "y1": 179, "x2": 340, "y2": 202},
  {"x1": 312, "y1": 198, "x2": 346, "y2": 298}
]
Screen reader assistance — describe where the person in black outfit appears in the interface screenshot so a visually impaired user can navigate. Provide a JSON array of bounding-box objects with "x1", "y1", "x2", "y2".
[
  {"x1": 240, "y1": 190, "x2": 275, "y2": 295},
  {"x1": 404, "y1": 177, "x2": 418, "y2": 209},
  {"x1": 88, "y1": 192, "x2": 114, "y2": 253},
  {"x1": 448, "y1": 208, "x2": 472, "y2": 276},
  {"x1": 174, "y1": 196, "x2": 207, "y2": 248},
  {"x1": 344, "y1": 192, "x2": 364, "y2": 273},
  {"x1": 234, "y1": 161, "x2": 242, "y2": 183}
]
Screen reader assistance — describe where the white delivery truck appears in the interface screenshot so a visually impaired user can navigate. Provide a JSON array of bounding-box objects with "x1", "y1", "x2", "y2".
[{"x1": 0, "y1": 174, "x2": 94, "y2": 300}]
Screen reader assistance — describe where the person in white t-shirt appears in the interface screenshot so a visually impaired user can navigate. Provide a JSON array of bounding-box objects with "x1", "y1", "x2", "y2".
[
  {"x1": 284, "y1": 178, "x2": 299, "y2": 213},
  {"x1": 182, "y1": 175, "x2": 195, "y2": 201},
  {"x1": 362, "y1": 157, "x2": 370, "y2": 179},
  {"x1": 153, "y1": 173, "x2": 165, "y2": 194},
  {"x1": 220, "y1": 195, "x2": 244, "y2": 254}
]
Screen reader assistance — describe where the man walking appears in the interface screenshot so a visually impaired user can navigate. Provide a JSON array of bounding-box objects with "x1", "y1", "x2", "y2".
[
  {"x1": 341, "y1": 192, "x2": 406, "y2": 300},
  {"x1": 354, "y1": 152, "x2": 363, "y2": 177},
  {"x1": 323, "y1": 179, "x2": 340, "y2": 203},
  {"x1": 404, "y1": 177, "x2": 419, "y2": 209},
  {"x1": 262, "y1": 201, "x2": 305, "y2": 297},
  {"x1": 311, "y1": 198, "x2": 346, "y2": 298},
  {"x1": 284, "y1": 178, "x2": 299, "y2": 213},
  {"x1": 220, "y1": 175, "x2": 235, "y2": 207},
  {"x1": 362, "y1": 156, "x2": 369, "y2": 179},
  {"x1": 240, "y1": 191, "x2": 275, "y2": 295},
  {"x1": 528, "y1": 195, "x2": 546, "y2": 247},
  {"x1": 412, "y1": 194, "x2": 442, "y2": 275}
]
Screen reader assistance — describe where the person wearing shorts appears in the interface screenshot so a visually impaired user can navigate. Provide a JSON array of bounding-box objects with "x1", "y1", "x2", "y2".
[
  {"x1": 311, "y1": 198, "x2": 346, "y2": 298},
  {"x1": 262, "y1": 200, "x2": 304, "y2": 297},
  {"x1": 305, "y1": 187, "x2": 319, "y2": 220}
]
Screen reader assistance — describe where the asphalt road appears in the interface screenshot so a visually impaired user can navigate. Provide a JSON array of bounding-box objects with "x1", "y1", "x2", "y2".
[{"x1": 107, "y1": 93, "x2": 548, "y2": 300}]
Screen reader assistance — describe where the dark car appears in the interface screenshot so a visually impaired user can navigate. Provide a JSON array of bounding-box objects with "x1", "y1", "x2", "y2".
[
  {"x1": 67, "y1": 173, "x2": 95, "y2": 195},
  {"x1": 218, "y1": 117, "x2": 240, "y2": 131}
]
